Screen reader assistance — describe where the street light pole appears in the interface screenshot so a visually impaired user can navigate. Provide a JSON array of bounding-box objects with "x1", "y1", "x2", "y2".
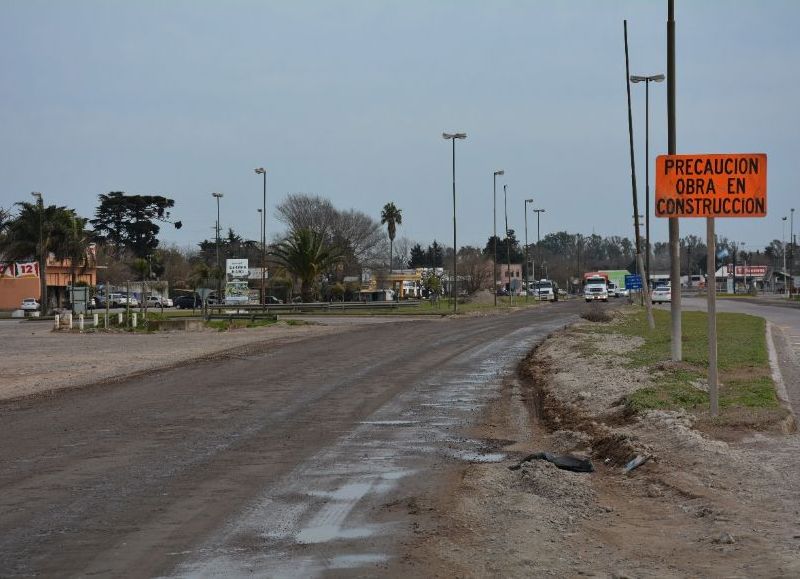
[
  {"x1": 493, "y1": 170, "x2": 504, "y2": 306},
  {"x1": 443, "y1": 132, "x2": 466, "y2": 313},
  {"x1": 254, "y1": 168, "x2": 267, "y2": 305},
  {"x1": 31, "y1": 192, "x2": 45, "y2": 312},
  {"x1": 630, "y1": 73, "x2": 665, "y2": 283},
  {"x1": 524, "y1": 199, "x2": 533, "y2": 302},
  {"x1": 257, "y1": 207, "x2": 263, "y2": 303},
  {"x1": 212, "y1": 192, "x2": 224, "y2": 304}
]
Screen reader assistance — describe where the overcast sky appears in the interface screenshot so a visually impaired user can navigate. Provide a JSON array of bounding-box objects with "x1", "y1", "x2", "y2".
[{"x1": 1, "y1": 1, "x2": 798, "y2": 254}]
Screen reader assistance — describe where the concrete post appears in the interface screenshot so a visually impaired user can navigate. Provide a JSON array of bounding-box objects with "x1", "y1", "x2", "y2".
[
  {"x1": 132, "y1": 313, "x2": 137, "y2": 329},
  {"x1": 117, "y1": 312, "x2": 123, "y2": 325},
  {"x1": 93, "y1": 313, "x2": 99, "y2": 327},
  {"x1": 54, "y1": 314, "x2": 60, "y2": 330},
  {"x1": 78, "y1": 314, "x2": 84, "y2": 332},
  {"x1": 66, "y1": 313, "x2": 73, "y2": 330}
]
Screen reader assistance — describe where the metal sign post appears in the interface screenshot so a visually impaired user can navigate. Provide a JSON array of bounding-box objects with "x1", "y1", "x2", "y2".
[
  {"x1": 706, "y1": 217, "x2": 719, "y2": 415},
  {"x1": 656, "y1": 152, "x2": 767, "y2": 417}
]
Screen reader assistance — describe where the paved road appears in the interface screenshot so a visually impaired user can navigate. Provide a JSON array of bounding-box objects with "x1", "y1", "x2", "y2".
[{"x1": 0, "y1": 301, "x2": 587, "y2": 578}]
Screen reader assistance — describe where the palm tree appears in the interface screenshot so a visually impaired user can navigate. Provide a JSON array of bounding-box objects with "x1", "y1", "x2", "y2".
[
  {"x1": 380, "y1": 202, "x2": 403, "y2": 272},
  {"x1": 64, "y1": 215, "x2": 94, "y2": 290},
  {"x1": 0, "y1": 202, "x2": 75, "y2": 312},
  {"x1": 271, "y1": 228, "x2": 343, "y2": 302}
]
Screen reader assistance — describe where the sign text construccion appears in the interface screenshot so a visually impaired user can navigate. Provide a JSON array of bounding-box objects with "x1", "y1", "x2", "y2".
[{"x1": 655, "y1": 153, "x2": 767, "y2": 218}]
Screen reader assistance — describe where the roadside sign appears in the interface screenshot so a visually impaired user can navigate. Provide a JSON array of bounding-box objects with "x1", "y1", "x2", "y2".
[
  {"x1": 655, "y1": 153, "x2": 767, "y2": 218},
  {"x1": 625, "y1": 274, "x2": 642, "y2": 290}
]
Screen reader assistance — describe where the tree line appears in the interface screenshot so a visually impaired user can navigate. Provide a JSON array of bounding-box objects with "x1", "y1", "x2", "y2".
[{"x1": 1, "y1": 190, "x2": 796, "y2": 309}]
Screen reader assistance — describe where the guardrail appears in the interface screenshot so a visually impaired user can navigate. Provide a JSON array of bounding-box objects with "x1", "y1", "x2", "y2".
[{"x1": 205, "y1": 300, "x2": 423, "y2": 315}]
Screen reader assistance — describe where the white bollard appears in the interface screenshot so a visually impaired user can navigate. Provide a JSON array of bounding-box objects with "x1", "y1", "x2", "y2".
[
  {"x1": 132, "y1": 313, "x2": 137, "y2": 329},
  {"x1": 93, "y1": 313, "x2": 99, "y2": 327},
  {"x1": 54, "y1": 314, "x2": 60, "y2": 330},
  {"x1": 117, "y1": 313, "x2": 123, "y2": 325},
  {"x1": 66, "y1": 313, "x2": 73, "y2": 330},
  {"x1": 78, "y1": 314, "x2": 84, "y2": 332}
]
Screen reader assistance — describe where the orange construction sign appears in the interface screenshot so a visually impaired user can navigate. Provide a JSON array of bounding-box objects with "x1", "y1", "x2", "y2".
[{"x1": 655, "y1": 153, "x2": 767, "y2": 218}]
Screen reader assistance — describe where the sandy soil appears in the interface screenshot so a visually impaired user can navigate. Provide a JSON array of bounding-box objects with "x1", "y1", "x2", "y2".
[
  {"x1": 0, "y1": 320, "x2": 342, "y2": 401},
  {"x1": 406, "y1": 316, "x2": 800, "y2": 577}
]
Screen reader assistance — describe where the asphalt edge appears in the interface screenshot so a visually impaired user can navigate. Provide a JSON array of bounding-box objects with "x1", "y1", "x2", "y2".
[{"x1": 766, "y1": 320, "x2": 797, "y2": 434}]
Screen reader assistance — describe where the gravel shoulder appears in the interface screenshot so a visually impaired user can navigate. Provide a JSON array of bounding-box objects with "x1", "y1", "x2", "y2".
[
  {"x1": 406, "y1": 315, "x2": 800, "y2": 577},
  {"x1": 0, "y1": 320, "x2": 345, "y2": 402}
]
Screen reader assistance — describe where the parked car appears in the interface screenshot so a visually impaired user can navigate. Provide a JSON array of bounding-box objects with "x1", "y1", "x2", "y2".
[
  {"x1": 174, "y1": 295, "x2": 203, "y2": 309},
  {"x1": 145, "y1": 295, "x2": 173, "y2": 308},
  {"x1": 20, "y1": 298, "x2": 40, "y2": 311},
  {"x1": 651, "y1": 286, "x2": 672, "y2": 304},
  {"x1": 265, "y1": 295, "x2": 283, "y2": 304},
  {"x1": 115, "y1": 294, "x2": 139, "y2": 307}
]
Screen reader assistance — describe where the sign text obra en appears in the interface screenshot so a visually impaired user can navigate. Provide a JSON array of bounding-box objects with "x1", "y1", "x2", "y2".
[{"x1": 655, "y1": 153, "x2": 767, "y2": 218}]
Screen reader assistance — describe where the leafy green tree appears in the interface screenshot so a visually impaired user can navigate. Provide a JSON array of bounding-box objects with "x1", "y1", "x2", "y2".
[
  {"x1": 91, "y1": 192, "x2": 180, "y2": 258},
  {"x1": 426, "y1": 240, "x2": 444, "y2": 267},
  {"x1": 380, "y1": 202, "x2": 403, "y2": 272},
  {"x1": 422, "y1": 271, "x2": 442, "y2": 297},
  {"x1": 409, "y1": 243, "x2": 426, "y2": 268},
  {"x1": 271, "y1": 228, "x2": 344, "y2": 302}
]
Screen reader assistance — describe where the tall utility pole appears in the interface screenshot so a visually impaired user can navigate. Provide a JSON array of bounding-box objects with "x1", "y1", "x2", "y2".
[
  {"x1": 504, "y1": 184, "x2": 512, "y2": 305},
  {"x1": 624, "y1": 20, "x2": 655, "y2": 329},
  {"x1": 533, "y1": 209, "x2": 545, "y2": 283},
  {"x1": 443, "y1": 132, "x2": 466, "y2": 313},
  {"x1": 255, "y1": 168, "x2": 267, "y2": 305},
  {"x1": 524, "y1": 199, "x2": 534, "y2": 302},
  {"x1": 668, "y1": 0, "x2": 682, "y2": 361},
  {"x1": 212, "y1": 192, "x2": 224, "y2": 304},
  {"x1": 630, "y1": 73, "x2": 665, "y2": 283},
  {"x1": 791, "y1": 207, "x2": 796, "y2": 278},
  {"x1": 784, "y1": 216, "x2": 789, "y2": 299},
  {"x1": 493, "y1": 170, "x2": 504, "y2": 306}
]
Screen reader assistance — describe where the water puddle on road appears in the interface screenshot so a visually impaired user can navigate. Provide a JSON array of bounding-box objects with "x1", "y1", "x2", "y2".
[
  {"x1": 296, "y1": 523, "x2": 377, "y2": 544},
  {"x1": 446, "y1": 450, "x2": 506, "y2": 463},
  {"x1": 328, "y1": 553, "x2": 388, "y2": 569}
]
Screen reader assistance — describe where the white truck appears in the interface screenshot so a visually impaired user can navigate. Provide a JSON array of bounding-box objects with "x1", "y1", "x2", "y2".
[
  {"x1": 533, "y1": 279, "x2": 556, "y2": 301},
  {"x1": 583, "y1": 274, "x2": 609, "y2": 302}
]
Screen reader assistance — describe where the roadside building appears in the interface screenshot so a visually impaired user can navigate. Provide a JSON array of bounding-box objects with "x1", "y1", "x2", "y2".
[
  {"x1": 0, "y1": 256, "x2": 98, "y2": 310},
  {"x1": 498, "y1": 263, "x2": 523, "y2": 293}
]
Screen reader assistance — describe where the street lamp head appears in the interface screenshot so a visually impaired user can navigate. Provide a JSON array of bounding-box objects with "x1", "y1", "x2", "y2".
[
  {"x1": 630, "y1": 75, "x2": 645, "y2": 83},
  {"x1": 494, "y1": 170, "x2": 505, "y2": 176},
  {"x1": 651, "y1": 74, "x2": 666, "y2": 82},
  {"x1": 254, "y1": 167, "x2": 265, "y2": 174},
  {"x1": 31, "y1": 192, "x2": 42, "y2": 200},
  {"x1": 257, "y1": 208, "x2": 262, "y2": 213},
  {"x1": 442, "y1": 132, "x2": 467, "y2": 140},
  {"x1": 525, "y1": 198, "x2": 534, "y2": 203},
  {"x1": 212, "y1": 192, "x2": 223, "y2": 198}
]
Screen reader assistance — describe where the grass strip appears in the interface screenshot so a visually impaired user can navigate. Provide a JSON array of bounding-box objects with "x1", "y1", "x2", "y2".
[{"x1": 603, "y1": 309, "x2": 778, "y2": 414}]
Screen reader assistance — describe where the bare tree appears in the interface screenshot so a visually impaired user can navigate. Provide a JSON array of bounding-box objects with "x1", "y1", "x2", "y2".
[
  {"x1": 276, "y1": 193, "x2": 386, "y2": 277},
  {"x1": 393, "y1": 236, "x2": 413, "y2": 270},
  {"x1": 458, "y1": 246, "x2": 492, "y2": 294}
]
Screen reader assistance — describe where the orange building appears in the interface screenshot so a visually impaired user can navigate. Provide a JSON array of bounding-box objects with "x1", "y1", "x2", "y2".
[{"x1": 0, "y1": 256, "x2": 97, "y2": 310}]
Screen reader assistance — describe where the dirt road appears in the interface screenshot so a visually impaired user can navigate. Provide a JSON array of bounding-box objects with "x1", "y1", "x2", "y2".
[{"x1": 0, "y1": 302, "x2": 584, "y2": 577}]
